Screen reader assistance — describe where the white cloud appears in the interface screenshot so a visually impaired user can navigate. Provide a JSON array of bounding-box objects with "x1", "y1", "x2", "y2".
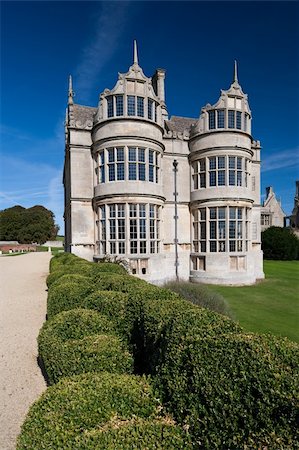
[
  {"x1": 75, "y1": 1, "x2": 132, "y2": 100},
  {"x1": 261, "y1": 147, "x2": 299, "y2": 173}
]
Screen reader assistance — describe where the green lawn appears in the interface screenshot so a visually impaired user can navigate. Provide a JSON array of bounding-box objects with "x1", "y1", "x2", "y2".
[{"x1": 208, "y1": 260, "x2": 299, "y2": 343}]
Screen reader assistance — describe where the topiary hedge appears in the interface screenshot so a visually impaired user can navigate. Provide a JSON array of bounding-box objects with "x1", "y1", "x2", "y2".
[
  {"x1": 155, "y1": 332, "x2": 299, "y2": 449},
  {"x1": 91, "y1": 261, "x2": 128, "y2": 276},
  {"x1": 49, "y1": 252, "x2": 88, "y2": 272},
  {"x1": 17, "y1": 372, "x2": 192, "y2": 450},
  {"x1": 47, "y1": 275, "x2": 95, "y2": 318},
  {"x1": 131, "y1": 295, "x2": 241, "y2": 375},
  {"x1": 38, "y1": 309, "x2": 133, "y2": 384}
]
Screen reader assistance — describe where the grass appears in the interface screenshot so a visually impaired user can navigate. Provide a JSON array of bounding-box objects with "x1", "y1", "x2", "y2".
[{"x1": 207, "y1": 260, "x2": 299, "y2": 343}]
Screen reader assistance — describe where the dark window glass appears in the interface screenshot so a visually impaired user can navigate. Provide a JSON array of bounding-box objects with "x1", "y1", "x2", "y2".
[
  {"x1": 149, "y1": 165, "x2": 154, "y2": 182},
  {"x1": 115, "y1": 95, "x2": 123, "y2": 116},
  {"x1": 228, "y1": 110, "x2": 235, "y2": 128},
  {"x1": 236, "y1": 111, "x2": 242, "y2": 129},
  {"x1": 139, "y1": 164, "x2": 145, "y2": 181},
  {"x1": 107, "y1": 96, "x2": 114, "y2": 118},
  {"x1": 137, "y1": 97, "x2": 144, "y2": 117},
  {"x1": 148, "y1": 99, "x2": 153, "y2": 119},
  {"x1": 117, "y1": 163, "x2": 124, "y2": 180},
  {"x1": 209, "y1": 157, "x2": 216, "y2": 170},
  {"x1": 209, "y1": 171, "x2": 216, "y2": 186},
  {"x1": 109, "y1": 165, "x2": 115, "y2": 181},
  {"x1": 129, "y1": 163, "x2": 136, "y2": 180},
  {"x1": 218, "y1": 157, "x2": 225, "y2": 169},
  {"x1": 117, "y1": 147, "x2": 124, "y2": 161},
  {"x1": 108, "y1": 148, "x2": 115, "y2": 162},
  {"x1": 208, "y1": 110, "x2": 216, "y2": 129},
  {"x1": 217, "y1": 109, "x2": 225, "y2": 128},
  {"x1": 129, "y1": 147, "x2": 136, "y2": 161},
  {"x1": 127, "y1": 95, "x2": 135, "y2": 116},
  {"x1": 218, "y1": 170, "x2": 225, "y2": 186}
]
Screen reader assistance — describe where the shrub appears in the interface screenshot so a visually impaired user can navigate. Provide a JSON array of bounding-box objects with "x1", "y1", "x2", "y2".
[
  {"x1": 46, "y1": 264, "x2": 94, "y2": 287},
  {"x1": 38, "y1": 309, "x2": 133, "y2": 384},
  {"x1": 262, "y1": 226, "x2": 299, "y2": 260},
  {"x1": 134, "y1": 297, "x2": 241, "y2": 375},
  {"x1": 91, "y1": 272, "x2": 148, "y2": 292},
  {"x1": 91, "y1": 261, "x2": 127, "y2": 276},
  {"x1": 82, "y1": 290, "x2": 129, "y2": 338},
  {"x1": 49, "y1": 252, "x2": 87, "y2": 272},
  {"x1": 17, "y1": 372, "x2": 191, "y2": 450},
  {"x1": 47, "y1": 275, "x2": 95, "y2": 318},
  {"x1": 164, "y1": 280, "x2": 234, "y2": 318},
  {"x1": 155, "y1": 332, "x2": 299, "y2": 449}
]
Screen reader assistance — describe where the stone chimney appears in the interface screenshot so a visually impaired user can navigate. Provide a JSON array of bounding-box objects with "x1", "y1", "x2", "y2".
[{"x1": 266, "y1": 186, "x2": 273, "y2": 198}]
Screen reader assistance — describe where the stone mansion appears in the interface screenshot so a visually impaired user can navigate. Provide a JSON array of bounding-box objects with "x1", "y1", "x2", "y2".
[{"x1": 64, "y1": 42, "x2": 264, "y2": 285}]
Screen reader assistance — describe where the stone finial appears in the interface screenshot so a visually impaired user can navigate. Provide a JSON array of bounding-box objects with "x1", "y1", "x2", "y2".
[
  {"x1": 133, "y1": 40, "x2": 138, "y2": 65},
  {"x1": 68, "y1": 75, "x2": 75, "y2": 105},
  {"x1": 233, "y1": 60, "x2": 238, "y2": 84}
]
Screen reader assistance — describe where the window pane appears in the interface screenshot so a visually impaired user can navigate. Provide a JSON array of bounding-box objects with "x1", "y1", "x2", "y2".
[
  {"x1": 129, "y1": 204, "x2": 137, "y2": 217},
  {"x1": 229, "y1": 170, "x2": 235, "y2": 186},
  {"x1": 129, "y1": 163, "x2": 136, "y2": 180},
  {"x1": 108, "y1": 148, "x2": 115, "y2": 162},
  {"x1": 115, "y1": 95, "x2": 123, "y2": 116},
  {"x1": 119, "y1": 242, "x2": 125, "y2": 254},
  {"x1": 127, "y1": 95, "x2": 135, "y2": 116},
  {"x1": 209, "y1": 171, "x2": 216, "y2": 186},
  {"x1": 149, "y1": 165, "x2": 154, "y2": 182},
  {"x1": 117, "y1": 163, "x2": 125, "y2": 180},
  {"x1": 130, "y1": 241, "x2": 137, "y2": 254},
  {"x1": 118, "y1": 219, "x2": 125, "y2": 239},
  {"x1": 139, "y1": 164, "x2": 145, "y2": 180},
  {"x1": 148, "y1": 99, "x2": 153, "y2": 119},
  {"x1": 109, "y1": 165, "x2": 115, "y2": 181},
  {"x1": 149, "y1": 205, "x2": 155, "y2": 218},
  {"x1": 129, "y1": 147, "x2": 136, "y2": 161},
  {"x1": 237, "y1": 171, "x2": 242, "y2": 186},
  {"x1": 149, "y1": 150, "x2": 154, "y2": 164},
  {"x1": 218, "y1": 156, "x2": 225, "y2": 169},
  {"x1": 140, "y1": 219, "x2": 146, "y2": 238},
  {"x1": 229, "y1": 221, "x2": 236, "y2": 238},
  {"x1": 210, "y1": 241, "x2": 217, "y2": 252},
  {"x1": 217, "y1": 109, "x2": 225, "y2": 128},
  {"x1": 199, "y1": 173, "x2": 206, "y2": 188},
  {"x1": 229, "y1": 207, "x2": 236, "y2": 219},
  {"x1": 218, "y1": 207, "x2": 225, "y2": 219},
  {"x1": 107, "y1": 96, "x2": 114, "y2": 118},
  {"x1": 210, "y1": 208, "x2": 216, "y2": 219},
  {"x1": 139, "y1": 204, "x2": 146, "y2": 217},
  {"x1": 218, "y1": 221, "x2": 226, "y2": 239},
  {"x1": 218, "y1": 170, "x2": 225, "y2": 186},
  {"x1": 229, "y1": 156, "x2": 235, "y2": 168},
  {"x1": 209, "y1": 157, "x2": 216, "y2": 170},
  {"x1": 210, "y1": 221, "x2": 216, "y2": 239},
  {"x1": 110, "y1": 219, "x2": 116, "y2": 239},
  {"x1": 236, "y1": 111, "x2": 242, "y2": 129},
  {"x1": 140, "y1": 241, "x2": 146, "y2": 253},
  {"x1": 130, "y1": 219, "x2": 137, "y2": 239},
  {"x1": 137, "y1": 97, "x2": 144, "y2": 117},
  {"x1": 117, "y1": 147, "x2": 124, "y2": 161},
  {"x1": 138, "y1": 148, "x2": 145, "y2": 162},
  {"x1": 208, "y1": 110, "x2": 216, "y2": 129},
  {"x1": 228, "y1": 110, "x2": 235, "y2": 128}
]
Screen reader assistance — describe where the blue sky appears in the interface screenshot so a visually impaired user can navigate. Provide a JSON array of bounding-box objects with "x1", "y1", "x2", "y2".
[{"x1": 1, "y1": 1, "x2": 298, "y2": 232}]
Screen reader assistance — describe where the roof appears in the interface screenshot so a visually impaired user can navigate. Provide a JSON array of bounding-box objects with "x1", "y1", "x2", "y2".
[
  {"x1": 72, "y1": 104, "x2": 97, "y2": 123},
  {"x1": 165, "y1": 115, "x2": 197, "y2": 133}
]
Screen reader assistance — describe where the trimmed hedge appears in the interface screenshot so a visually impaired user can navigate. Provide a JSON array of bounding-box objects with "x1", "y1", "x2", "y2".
[
  {"x1": 155, "y1": 332, "x2": 299, "y2": 449},
  {"x1": 47, "y1": 261, "x2": 128, "y2": 288},
  {"x1": 47, "y1": 275, "x2": 95, "y2": 318},
  {"x1": 38, "y1": 309, "x2": 133, "y2": 384},
  {"x1": 17, "y1": 372, "x2": 192, "y2": 449},
  {"x1": 49, "y1": 253, "x2": 87, "y2": 272},
  {"x1": 132, "y1": 296, "x2": 241, "y2": 375},
  {"x1": 82, "y1": 290, "x2": 129, "y2": 338}
]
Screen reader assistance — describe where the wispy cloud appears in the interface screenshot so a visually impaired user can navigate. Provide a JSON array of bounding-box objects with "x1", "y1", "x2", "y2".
[
  {"x1": 75, "y1": 1, "x2": 132, "y2": 101},
  {"x1": 261, "y1": 147, "x2": 299, "y2": 173}
]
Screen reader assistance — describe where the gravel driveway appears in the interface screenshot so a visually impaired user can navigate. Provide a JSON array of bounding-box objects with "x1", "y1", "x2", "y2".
[{"x1": 0, "y1": 252, "x2": 51, "y2": 450}]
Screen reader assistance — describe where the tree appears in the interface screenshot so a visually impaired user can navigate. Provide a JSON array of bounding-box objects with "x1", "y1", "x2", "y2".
[
  {"x1": 262, "y1": 226, "x2": 299, "y2": 260},
  {"x1": 0, "y1": 205, "x2": 59, "y2": 244}
]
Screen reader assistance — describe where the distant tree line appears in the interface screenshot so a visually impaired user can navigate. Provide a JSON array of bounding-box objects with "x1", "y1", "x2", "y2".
[
  {"x1": 0, "y1": 205, "x2": 59, "y2": 244},
  {"x1": 262, "y1": 226, "x2": 299, "y2": 260}
]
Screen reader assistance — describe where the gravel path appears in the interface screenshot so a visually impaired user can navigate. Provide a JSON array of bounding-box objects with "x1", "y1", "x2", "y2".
[{"x1": 0, "y1": 252, "x2": 51, "y2": 450}]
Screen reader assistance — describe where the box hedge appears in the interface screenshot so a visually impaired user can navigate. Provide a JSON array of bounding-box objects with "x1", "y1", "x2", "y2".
[
  {"x1": 47, "y1": 275, "x2": 96, "y2": 318},
  {"x1": 38, "y1": 309, "x2": 133, "y2": 384},
  {"x1": 155, "y1": 332, "x2": 299, "y2": 449},
  {"x1": 17, "y1": 372, "x2": 191, "y2": 450},
  {"x1": 49, "y1": 253, "x2": 87, "y2": 272}
]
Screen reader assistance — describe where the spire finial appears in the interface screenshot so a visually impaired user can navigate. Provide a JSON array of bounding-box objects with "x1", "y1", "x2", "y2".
[
  {"x1": 133, "y1": 40, "x2": 138, "y2": 65},
  {"x1": 233, "y1": 60, "x2": 238, "y2": 83},
  {"x1": 68, "y1": 75, "x2": 74, "y2": 105}
]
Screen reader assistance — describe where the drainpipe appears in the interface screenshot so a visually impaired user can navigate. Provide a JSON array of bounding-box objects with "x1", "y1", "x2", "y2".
[{"x1": 173, "y1": 159, "x2": 179, "y2": 280}]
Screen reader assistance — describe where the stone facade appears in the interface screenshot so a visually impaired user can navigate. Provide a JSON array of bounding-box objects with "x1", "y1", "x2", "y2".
[
  {"x1": 64, "y1": 43, "x2": 264, "y2": 285},
  {"x1": 261, "y1": 186, "x2": 285, "y2": 231}
]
